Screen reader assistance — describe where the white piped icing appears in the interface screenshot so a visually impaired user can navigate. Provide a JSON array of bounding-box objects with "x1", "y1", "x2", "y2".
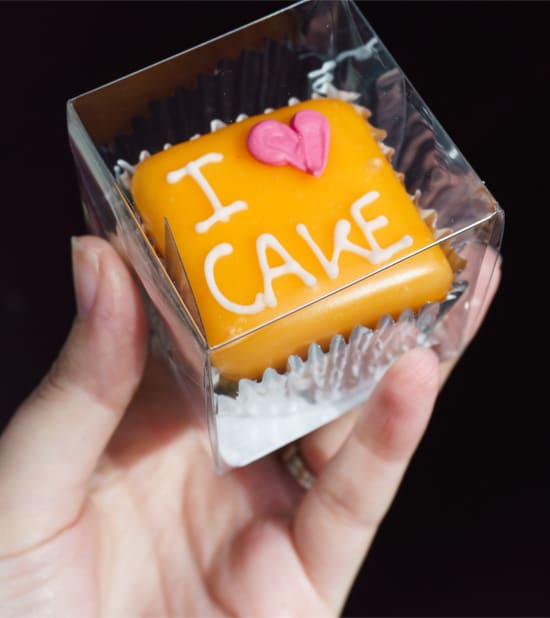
[
  {"x1": 296, "y1": 191, "x2": 413, "y2": 279},
  {"x1": 204, "y1": 243, "x2": 265, "y2": 315},
  {"x1": 200, "y1": 188, "x2": 414, "y2": 315},
  {"x1": 297, "y1": 220, "x2": 353, "y2": 279},
  {"x1": 350, "y1": 191, "x2": 413, "y2": 263},
  {"x1": 122, "y1": 113, "x2": 419, "y2": 319},
  {"x1": 256, "y1": 233, "x2": 317, "y2": 307},
  {"x1": 203, "y1": 232, "x2": 318, "y2": 316},
  {"x1": 166, "y1": 153, "x2": 248, "y2": 234}
]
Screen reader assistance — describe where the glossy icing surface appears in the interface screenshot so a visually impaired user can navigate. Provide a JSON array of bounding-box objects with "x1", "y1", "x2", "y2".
[{"x1": 131, "y1": 99, "x2": 453, "y2": 379}]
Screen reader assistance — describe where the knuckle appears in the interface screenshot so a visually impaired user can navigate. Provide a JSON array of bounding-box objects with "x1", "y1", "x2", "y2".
[{"x1": 313, "y1": 478, "x2": 379, "y2": 532}]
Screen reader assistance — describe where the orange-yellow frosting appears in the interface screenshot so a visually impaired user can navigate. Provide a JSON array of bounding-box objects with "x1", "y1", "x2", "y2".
[{"x1": 131, "y1": 99, "x2": 453, "y2": 379}]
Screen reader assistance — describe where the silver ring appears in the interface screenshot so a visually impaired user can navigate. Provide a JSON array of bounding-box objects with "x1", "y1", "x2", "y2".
[{"x1": 280, "y1": 442, "x2": 316, "y2": 490}]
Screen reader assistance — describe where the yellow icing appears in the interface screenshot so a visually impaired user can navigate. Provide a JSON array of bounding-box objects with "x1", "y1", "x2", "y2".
[{"x1": 131, "y1": 99, "x2": 454, "y2": 380}]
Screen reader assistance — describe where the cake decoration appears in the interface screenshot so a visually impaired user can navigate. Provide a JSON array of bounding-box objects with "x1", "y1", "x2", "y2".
[
  {"x1": 247, "y1": 109, "x2": 330, "y2": 176},
  {"x1": 166, "y1": 153, "x2": 249, "y2": 234},
  {"x1": 130, "y1": 98, "x2": 454, "y2": 380}
]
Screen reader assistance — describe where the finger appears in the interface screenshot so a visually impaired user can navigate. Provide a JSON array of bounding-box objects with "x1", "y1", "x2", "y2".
[
  {"x1": 300, "y1": 407, "x2": 360, "y2": 475},
  {"x1": 0, "y1": 235, "x2": 148, "y2": 555},
  {"x1": 292, "y1": 347, "x2": 440, "y2": 612}
]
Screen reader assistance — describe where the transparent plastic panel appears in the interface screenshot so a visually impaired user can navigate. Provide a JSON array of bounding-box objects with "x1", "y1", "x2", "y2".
[
  {"x1": 210, "y1": 215, "x2": 501, "y2": 468},
  {"x1": 67, "y1": 0, "x2": 504, "y2": 471}
]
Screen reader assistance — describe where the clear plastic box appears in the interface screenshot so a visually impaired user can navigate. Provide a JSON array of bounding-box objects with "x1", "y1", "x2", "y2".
[{"x1": 67, "y1": 0, "x2": 503, "y2": 471}]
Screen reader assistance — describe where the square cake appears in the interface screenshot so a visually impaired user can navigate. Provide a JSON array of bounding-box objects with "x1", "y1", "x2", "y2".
[{"x1": 131, "y1": 98, "x2": 454, "y2": 380}]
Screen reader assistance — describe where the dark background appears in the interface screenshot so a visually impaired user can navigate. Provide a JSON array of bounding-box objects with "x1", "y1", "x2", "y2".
[{"x1": 0, "y1": 2, "x2": 547, "y2": 617}]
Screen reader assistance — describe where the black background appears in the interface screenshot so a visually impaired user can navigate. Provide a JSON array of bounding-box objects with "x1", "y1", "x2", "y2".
[{"x1": 0, "y1": 2, "x2": 548, "y2": 617}]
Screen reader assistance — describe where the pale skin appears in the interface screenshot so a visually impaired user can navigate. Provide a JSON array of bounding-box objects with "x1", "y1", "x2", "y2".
[{"x1": 0, "y1": 236, "x2": 500, "y2": 617}]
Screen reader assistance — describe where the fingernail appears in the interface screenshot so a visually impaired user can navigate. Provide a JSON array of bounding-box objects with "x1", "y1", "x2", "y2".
[{"x1": 71, "y1": 237, "x2": 99, "y2": 318}]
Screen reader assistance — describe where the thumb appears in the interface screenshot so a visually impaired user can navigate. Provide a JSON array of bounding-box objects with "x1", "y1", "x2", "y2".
[{"x1": 0, "y1": 235, "x2": 148, "y2": 556}]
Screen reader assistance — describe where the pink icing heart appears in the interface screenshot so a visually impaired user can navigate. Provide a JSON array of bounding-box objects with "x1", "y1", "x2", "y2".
[{"x1": 247, "y1": 110, "x2": 330, "y2": 176}]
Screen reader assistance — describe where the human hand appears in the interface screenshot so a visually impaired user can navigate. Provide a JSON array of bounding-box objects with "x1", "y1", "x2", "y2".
[{"x1": 0, "y1": 235, "x2": 499, "y2": 617}]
